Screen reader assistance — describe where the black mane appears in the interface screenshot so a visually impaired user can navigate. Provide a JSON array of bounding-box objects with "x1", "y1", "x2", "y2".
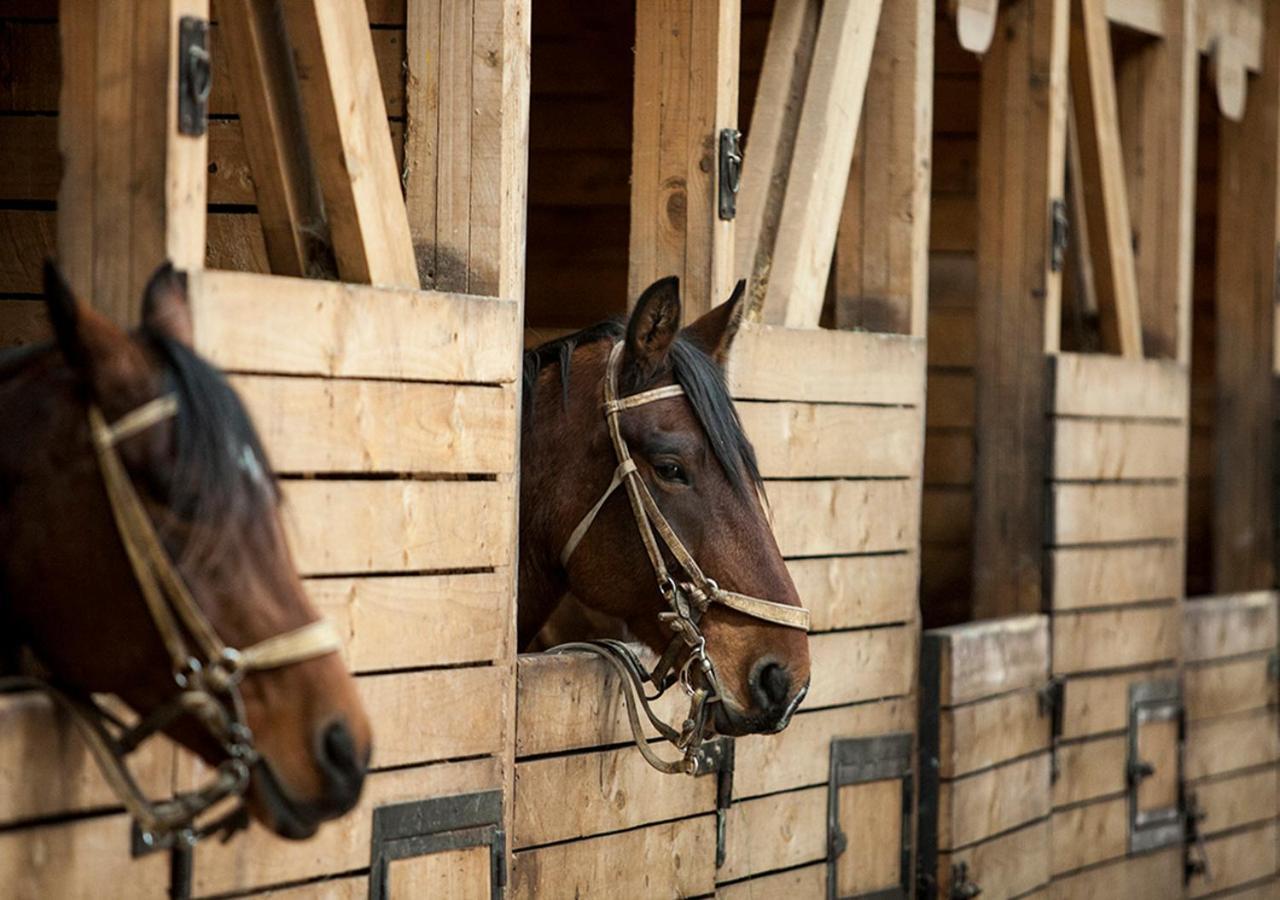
[{"x1": 523, "y1": 322, "x2": 763, "y2": 496}]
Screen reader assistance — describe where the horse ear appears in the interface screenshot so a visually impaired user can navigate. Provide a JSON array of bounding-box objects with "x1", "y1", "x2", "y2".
[
  {"x1": 625, "y1": 276, "x2": 682, "y2": 379},
  {"x1": 141, "y1": 262, "x2": 193, "y2": 347},
  {"x1": 43, "y1": 261, "x2": 125, "y2": 382},
  {"x1": 683, "y1": 279, "x2": 746, "y2": 367}
]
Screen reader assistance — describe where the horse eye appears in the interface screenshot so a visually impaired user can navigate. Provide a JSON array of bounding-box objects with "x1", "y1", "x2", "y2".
[{"x1": 654, "y1": 460, "x2": 688, "y2": 484}]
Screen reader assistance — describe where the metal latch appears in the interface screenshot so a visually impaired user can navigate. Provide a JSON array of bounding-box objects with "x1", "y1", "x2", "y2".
[
  {"x1": 1050, "y1": 198, "x2": 1069, "y2": 272},
  {"x1": 950, "y1": 861, "x2": 983, "y2": 899},
  {"x1": 368, "y1": 790, "x2": 505, "y2": 900},
  {"x1": 1039, "y1": 677, "x2": 1065, "y2": 783},
  {"x1": 1183, "y1": 791, "x2": 1213, "y2": 886},
  {"x1": 1126, "y1": 679, "x2": 1184, "y2": 854},
  {"x1": 178, "y1": 17, "x2": 211, "y2": 136},
  {"x1": 702, "y1": 736, "x2": 736, "y2": 869},
  {"x1": 827, "y1": 732, "x2": 913, "y2": 900},
  {"x1": 718, "y1": 128, "x2": 743, "y2": 221}
]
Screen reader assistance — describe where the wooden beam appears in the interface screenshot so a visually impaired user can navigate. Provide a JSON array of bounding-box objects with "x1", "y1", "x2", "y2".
[
  {"x1": 280, "y1": 0, "x2": 418, "y2": 288},
  {"x1": 1213, "y1": 1, "x2": 1280, "y2": 592},
  {"x1": 57, "y1": 0, "x2": 209, "y2": 326},
  {"x1": 834, "y1": 0, "x2": 933, "y2": 336},
  {"x1": 216, "y1": 0, "x2": 335, "y2": 279},
  {"x1": 629, "y1": 0, "x2": 738, "y2": 320},
  {"x1": 759, "y1": 0, "x2": 883, "y2": 328},
  {"x1": 1069, "y1": 0, "x2": 1143, "y2": 358},
  {"x1": 971, "y1": 0, "x2": 1070, "y2": 619}
]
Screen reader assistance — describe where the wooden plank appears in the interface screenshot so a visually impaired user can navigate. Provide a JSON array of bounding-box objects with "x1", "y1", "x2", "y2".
[
  {"x1": 1068, "y1": 0, "x2": 1143, "y2": 357},
  {"x1": 1050, "y1": 419, "x2": 1189, "y2": 480},
  {"x1": 937, "y1": 820, "x2": 1050, "y2": 900},
  {"x1": 1190, "y1": 821, "x2": 1280, "y2": 898},
  {"x1": 628, "y1": 0, "x2": 738, "y2": 319},
  {"x1": 733, "y1": 699, "x2": 912, "y2": 799},
  {"x1": 939, "y1": 689, "x2": 1051, "y2": 778},
  {"x1": 282, "y1": 479, "x2": 513, "y2": 575},
  {"x1": 216, "y1": 0, "x2": 333, "y2": 278},
  {"x1": 717, "y1": 862, "x2": 826, "y2": 899},
  {"x1": 937, "y1": 753, "x2": 1052, "y2": 850},
  {"x1": 1052, "y1": 603, "x2": 1180, "y2": 674},
  {"x1": 1058, "y1": 666, "x2": 1179, "y2": 738},
  {"x1": 1047, "y1": 847, "x2": 1182, "y2": 900},
  {"x1": 924, "y1": 432, "x2": 974, "y2": 485},
  {"x1": 925, "y1": 372, "x2": 976, "y2": 428},
  {"x1": 1051, "y1": 796, "x2": 1127, "y2": 875},
  {"x1": 1106, "y1": 0, "x2": 1163, "y2": 35},
  {"x1": 1052, "y1": 735, "x2": 1127, "y2": 806},
  {"x1": 1050, "y1": 352, "x2": 1188, "y2": 418},
  {"x1": 308, "y1": 572, "x2": 509, "y2": 671},
  {"x1": 834, "y1": 779, "x2": 903, "y2": 895},
  {"x1": 1195, "y1": 768, "x2": 1280, "y2": 837},
  {"x1": 1049, "y1": 544, "x2": 1184, "y2": 609},
  {"x1": 231, "y1": 376, "x2": 516, "y2": 475},
  {"x1": 833, "y1": 0, "x2": 933, "y2": 336},
  {"x1": 0, "y1": 813, "x2": 169, "y2": 899},
  {"x1": 279, "y1": 0, "x2": 418, "y2": 288},
  {"x1": 728, "y1": 326, "x2": 925, "y2": 406},
  {"x1": 510, "y1": 816, "x2": 716, "y2": 899},
  {"x1": 737, "y1": 402, "x2": 923, "y2": 479},
  {"x1": 360, "y1": 667, "x2": 505, "y2": 768},
  {"x1": 925, "y1": 614, "x2": 1051, "y2": 707},
  {"x1": 234, "y1": 876, "x2": 366, "y2": 899},
  {"x1": 806, "y1": 627, "x2": 915, "y2": 708},
  {"x1": 719, "y1": 786, "x2": 826, "y2": 881},
  {"x1": 767, "y1": 479, "x2": 919, "y2": 557},
  {"x1": 787, "y1": 553, "x2": 917, "y2": 633},
  {"x1": 1198, "y1": 0, "x2": 1265, "y2": 74},
  {"x1": 970, "y1": 0, "x2": 1069, "y2": 619},
  {"x1": 387, "y1": 847, "x2": 490, "y2": 900},
  {"x1": 1185, "y1": 655, "x2": 1278, "y2": 722},
  {"x1": 759, "y1": 0, "x2": 882, "y2": 327},
  {"x1": 187, "y1": 270, "x2": 520, "y2": 384},
  {"x1": 1186, "y1": 709, "x2": 1280, "y2": 780},
  {"x1": 1049, "y1": 483, "x2": 1186, "y2": 544},
  {"x1": 0, "y1": 301, "x2": 50, "y2": 349},
  {"x1": 1184, "y1": 592, "x2": 1280, "y2": 661}
]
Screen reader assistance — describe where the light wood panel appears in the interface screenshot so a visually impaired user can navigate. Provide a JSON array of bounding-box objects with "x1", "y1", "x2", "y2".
[
  {"x1": 1051, "y1": 603, "x2": 1180, "y2": 674},
  {"x1": 786, "y1": 554, "x2": 917, "y2": 632},
  {"x1": 937, "y1": 819, "x2": 1050, "y2": 900},
  {"x1": 737, "y1": 401, "x2": 923, "y2": 478},
  {"x1": 938, "y1": 689, "x2": 1051, "y2": 778},
  {"x1": 936, "y1": 753, "x2": 1052, "y2": 850},
  {"x1": 718, "y1": 786, "x2": 827, "y2": 881},
  {"x1": 927, "y1": 615, "x2": 1050, "y2": 706},
  {"x1": 1050, "y1": 353, "x2": 1188, "y2": 419},
  {"x1": 1047, "y1": 847, "x2": 1182, "y2": 900},
  {"x1": 1185, "y1": 709, "x2": 1280, "y2": 780},
  {"x1": 1049, "y1": 483, "x2": 1185, "y2": 544},
  {"x1": 1051, "y1": 797, "x2": 1127, "y2": 875},
  {"x1": 767, "y1": 479, "x2": 919, "y2": 557},
  {"x1": 359, "y1": 667, "x2": 506, "y2": 768},
  {"x1": 1048, "y1": 544, "x2": 1184, "y2": 609},
  {"x1": 1050, "y1": 419, "x2": 1188, "y2": 481},
  {"x1": 1183, "y1": 592, "x2": 1279, "y2": 662},
  {"x1": 806, "y1": 626, "x2": 915, "y2": 708}
]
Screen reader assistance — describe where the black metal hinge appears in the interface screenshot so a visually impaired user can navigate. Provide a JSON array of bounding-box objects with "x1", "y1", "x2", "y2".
[
  {"x1": 177, "y1": 17, "x2": 211, "y2": 136},
  {"x1": 702, "y1": 736, "x2": 736, "y2": 870},
  {"x1": 719, "y1": 128, "x2": 743, "y2": 221},
  {"x1": 368, "y1": 790, "x2": 505, "y2": 900},
  {"x1": 1039, "y1": 676, "x2": 1065, "y2": 783}
]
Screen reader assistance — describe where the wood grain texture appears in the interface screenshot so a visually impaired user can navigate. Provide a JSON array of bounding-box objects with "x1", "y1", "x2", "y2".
[
  {"x1": 939, "y1": 689, "x2": 1051, "y2": 778},
  {"x1": 360, "y1": 666, "x2": 506, "y2": 768},
  {"x1": 1185, "y1": 709, "x2": 1280, "y2": 780},
  {"x1": 768, "y1": 479, "x2": 920, "y2": 557},
  {"x1": 738, "y1": 402, "x2": 923, "y2": 478},
  {"x1": 1058, "y1": 666, "x2": 1178, "y2": 738},
  {"x1": 1051, "y1": 603, "x2": 1180, "y2": 674},
  {"x1": 1047, "y1": 847, "x2": 1182, "y2": 900},
  {"x1": 927, "y1": 614, "x2": 1050, "y2": 706},
  {"x1": 1050, "y1": 796, "x2": 1127, "y2": 875},
  {"x1": 938, "y1": 819, "x2": 1050, "y2": 900},
  {"x1": 719, "y1": 786, "x2": 827, "y2": 881},
  {"x1": 1194, "y1": 768, "x2": 1280, "y2": 836},
  {"x1": 1050, "y1": 352, "x2": 1188, "y2": 418},
  {"x1": 806, "y1": 626, "x2": 915, "y2": 708},
  {"x1": 1189, "y1": 821, "x2": 1280, "y2": 898},
  {"x1": 1050, "y1": 419, "x2": 1188, "y2": 480},
  {"x1": 937, "y1": 753, "x2": 1052, "y2": 850},
  {"x1": 1183, "y1": 592, "x2": 1279, "y2": 662},
  {"x1": 1052, "y1": 734, "x2": 1126, "y2": 806},
  {"x1": 1049, "y1": 483, "x2": 1185, "y2": 544},
  {"x1": 787, "y1": 553, "x2": 918, "y2": 633},
  {"x1": 1048, "y1": 543, "x2": 1184, "y2": 610}
]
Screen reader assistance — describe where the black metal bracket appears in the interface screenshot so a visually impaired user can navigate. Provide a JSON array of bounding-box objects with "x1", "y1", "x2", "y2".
[
  {"x1": 1050, "y1": 198, "x2": 1069, "y2": 272},
  {"x1": 827, "y1": 732, "x2": 914, "y2": 900},
  {"x1": 718, "y1": 128, "x2": 743, "y2": 221},
  {"x1": 1126, "y1": 679, "x2": 1184, "y2": 854},
  {"x1": 1182, "y1": 790, "x2": 1212, "y2": 886},
  {"x1": 949, "y1": 861, "x2": 982, "y2": 899},
  {"x1": 707, "y1": 736, "x2": 736, "y2": 869},
  {"x1": 177, "y1": 17, "x2": 211, "y2": 136},
  {"x1": 368, "y1": 790, "x2": 505, "y2": 900},
  {"x1": 131, "y1": 823, "x2": 197, "y2": 900},
  {"x1": 1039, "y1": 677, "x2": 1065, "y2": 783},
  {"x1": 1268, "y1": 650, "x2": 1280, "y2": 683}
]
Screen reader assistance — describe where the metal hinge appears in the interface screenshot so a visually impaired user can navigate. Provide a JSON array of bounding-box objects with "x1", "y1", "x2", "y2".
[
  {"x1": 177, "y1": 17, "x2": 211, "y2": 137},
  {"x1": 1039, "y1": 676, "x2": 1065, "y2": 783},
  {"x1": 949, "y1": 861, "x2": 983, "y2": 899},
  {"x1": 1050, "y1": 198, "x2": 1069, "y2": 272},
  {"x1": 1267, "y1": 650, "x2": 1280, "y2": 683},
  {"x1": 718, "y1": 128, "x2": 743, "y2": 221},
  {"x1": 1127, "y1": 679, "x2": 1184, "y2": 854},
  {"x1": 1183, "y1": 791, "x2": 1212, "y2": 887},
  {"x1": 702, "y1": 736, "x2": 736, "y2": 869},
  {"x1": 827, "y1": 733, "x2": 913, "y2": 900}
]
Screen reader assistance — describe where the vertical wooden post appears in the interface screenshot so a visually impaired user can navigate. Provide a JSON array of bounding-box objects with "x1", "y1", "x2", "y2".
[
  {"x1": 57, "y1": 0, "x2": 209, "y2": 326},
  {"x1": 628, "y1": 0, "x2": 739, "y2": 320},
  {"x1": 833, "y1": 0, "x2": 933, "y2": 337},
  {"x1": 1214, "y1": 2, "x2": 1280, "y2": 591},
  {"x1": 971, "y1": 0, "x2": 1069, "y2": 619}
]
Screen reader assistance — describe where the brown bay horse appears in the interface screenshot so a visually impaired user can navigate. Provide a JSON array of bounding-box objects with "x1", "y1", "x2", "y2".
[
  {"x1": 0, "y1": 264, "x2": 371, "y2": 841},
  {"x1": 520, "y1": 277, "x2": 811, "y2": 765}
]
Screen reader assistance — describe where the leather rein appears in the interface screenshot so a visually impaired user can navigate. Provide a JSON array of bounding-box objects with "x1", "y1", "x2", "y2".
[
  {"x1": 552, "y1": 342, "x2": 809, "y2": 775},
  {"x1": 0, "y1": 393, "x2": 342, "y2": 846}
]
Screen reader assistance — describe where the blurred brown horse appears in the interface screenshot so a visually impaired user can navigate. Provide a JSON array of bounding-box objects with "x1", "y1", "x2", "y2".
[{"x1": 0, "y1": 264, "x2": 371, "y2": 840}]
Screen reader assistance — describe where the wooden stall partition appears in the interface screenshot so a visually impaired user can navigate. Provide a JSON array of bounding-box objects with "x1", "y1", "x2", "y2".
[
  {"x1": 1182, "y1": 593, "x2": 1280, "y2": 898},
  {"x1": 918, "y1": 615, "x2": 1054, "y2": 899}
]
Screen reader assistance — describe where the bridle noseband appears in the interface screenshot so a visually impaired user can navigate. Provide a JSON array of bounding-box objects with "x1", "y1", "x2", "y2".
[
  {"x1": 552, "y1": 342, "x2": 809, "y2": 775},
  {"x1": 0, "y1": 393, "x2": 342, "y2": 846}
]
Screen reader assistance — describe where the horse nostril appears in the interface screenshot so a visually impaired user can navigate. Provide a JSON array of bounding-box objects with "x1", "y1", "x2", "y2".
[
  {"x1": 320, "y1": 720, "x2": 364, "y2": 788},
  {"x1": 751, "y1": 660, "x2": 792, "y2": 711}
]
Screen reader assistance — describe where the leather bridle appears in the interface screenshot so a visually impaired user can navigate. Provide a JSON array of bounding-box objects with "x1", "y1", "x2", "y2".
[
  {"x1": 552, "y1": 342, "x2": 809, "y2": 775},
  {"x1": 0, "y1": 393, "x2": 342, "y2": 846}
]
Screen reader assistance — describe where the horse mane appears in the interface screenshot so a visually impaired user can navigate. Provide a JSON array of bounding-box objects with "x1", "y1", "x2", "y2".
[{"x1": 523, "y1": 322, "x2": 763, "y2": 497}]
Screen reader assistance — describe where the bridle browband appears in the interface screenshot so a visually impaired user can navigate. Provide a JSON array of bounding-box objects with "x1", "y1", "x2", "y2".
[
  {"x1": 0, "y1": 393, "x2": 342, "y2": 846},
  {"x1": 552, "y1": 342, "x2": 809, "y2": 775}
]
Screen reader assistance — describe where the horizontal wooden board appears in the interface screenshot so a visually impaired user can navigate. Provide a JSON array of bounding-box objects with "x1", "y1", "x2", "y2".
[
  {"x1": 787, "y1": 554, "x2": 917, "y2": 632},
  {"x1": 834, "y1": 779, "x2": 904, "y2": 896},
  {"x1": 1051, "y1": 797, "x2": 1127, "y2": 876},
  {"x1": 927, "y1": 307, "x2": 976, "y2": 366},
  {"x1": 926, "y1": 615, "x2": 1050, "y2": 707},
  {"x1": 1049, "y1": 483, "x2": 1185, "y2": 545},
  {"x1": 1189, "y1": 821, "x2": 1280, "y2": 899},
  {"x1": 188, "y1": 270, "x2": 520, "y2": 384},
  {"x1": 282, "y1": 479, "x2": 513, "y2": 576},
  {"x1": 1047, "y1": 847, "x2": 1182, "y2": 900},
  {"x1": 924, "y1": 372, "x2": 975, "y2": 428},
  {"x1": 1196, "y1": 768, "x2": 1280, "y2": 837},
  {"x1": 0, "y1": 300, "x2": 49, "y2": 348},
  {"x1": 0, "y1": 209, "x2": 54, "y2": 294},
  {"x1": 716, "y1": 862, "x2": 826, "y2": 898},
  {"x1": 387, "y1": 847, "x2": 490, "y2": 900},
  {"x1": 359, "y1": 667, "x2": 505, "y2": 769},
  {"x1": 233, "y1": 875, "x2": 366, "y2": 899},
  {"x1": 733, "y1": 700, "x2": 912, "y2": 799},
  {"x1": 1051, "y1": 419, "x2": 1189, "y2": 480},
  {"x1": 1053, "y1": 735, "x2": 1127, "y2": 807},
  {"x1": 1183, "y1": 592, "x2": 1279, "y2": 662},
  {"x1": 1052, "y1": 604, "x2": 1180, "y2": 675},
  {"x1": 729, "y1": 327, "x2": 925, "y2": 406},
  {"x1": 1185, "y1": 655, "x2": 1277, "y2": 722},
  {"x1": 768, "y1": 479, "x2": 920, "y2": 557},
  {"x1": 939, "y1": 689, "x2": 1051, "y2": 778},
  {"x1": 938, "y1": 819, "x2": 1049, "y2": 900},
  {"x1": 1186, "y1": 709, "x2": 1280, "y2": 780},
  {"x1": 510, "y1": 815, "x2": 716, "y2": 899},
  {"x1": 806, "y1": 627, "x2": 915, "y2": 709},
  {"x1": 938, "y1": 753, "x2": 1052, "y2": 850},
  {"x1": 307, "y1": 571, "x2": 509, "y2": 671},
  {"x1": 719, "y1": 786, "x2": 827, "y2": 882},
  {"x1": 0, "y1": 812, "x2": 169, "y2": 899},
  {"x1": 513, "y1": 744, "x2": 715, "y2": 848},
  {"x1": 231, "y1": 376, "x2": 516, "y2": 475},
  {"x1": 1049, "y1": 544, "x2": 1184, "y2": 610},
  {"x1": 1058, "y1": 667, "x2": 1179, "y2": 739},
  {"x1": 1050, "y1": 353, "x2": 1188, "y2": 419},
  {"x1": 923, "y1": 431, "x2": 974, "y2": 485},
  {"x1": 738, "y1": 402, "x2": 923, "y2": 478}
]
